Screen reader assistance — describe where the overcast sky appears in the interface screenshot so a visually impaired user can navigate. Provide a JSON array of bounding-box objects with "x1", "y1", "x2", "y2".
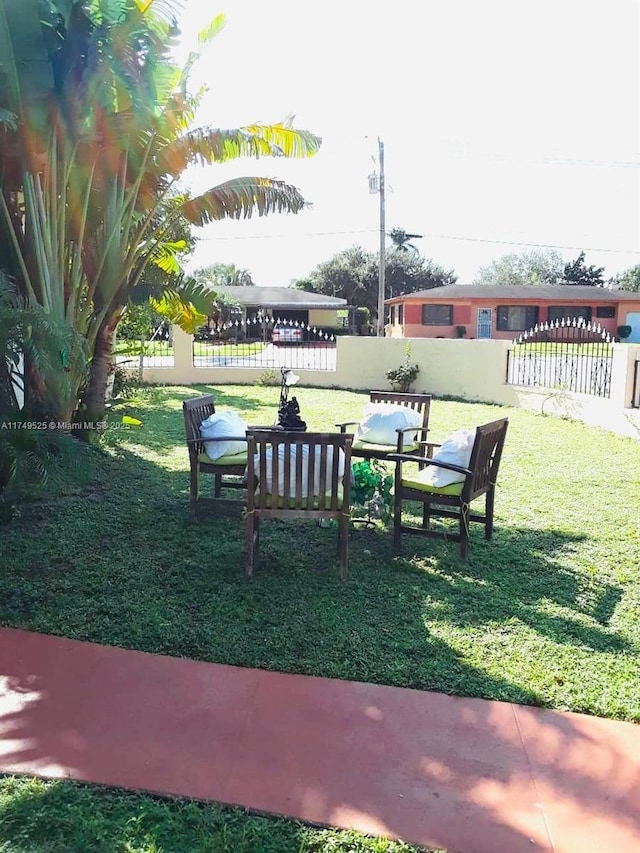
[{"x1": 176, "y1": 0, "x2": 640, "y2": 286}]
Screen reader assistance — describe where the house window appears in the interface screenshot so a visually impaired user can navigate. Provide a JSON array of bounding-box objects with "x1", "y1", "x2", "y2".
[
  {"x1": 547, "y1": 306, "x2": 592, "y2": 323},
  {"x1": 396, "y1": 304, "x2": 404, "y2": 325},
  {"x1": 337, "y1": 309, "x2": 349, "y2": 328},
  {"x1": 422, "y1": 304, "x2": 453, "y2": 325},
  {"x1": 496, "y1": 305, "x2": 539, "y2": 331},
  {"x1": 595, "y1": 306, "x2": 615, "y2": 319}
]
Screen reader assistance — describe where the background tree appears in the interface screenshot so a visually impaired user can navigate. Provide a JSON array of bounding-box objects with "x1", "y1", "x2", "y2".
[
  {"x1": 194, "y1": 263, "x2": 255, "y2": 287},
  {"x1": 561, "y1": 251, "x2": 605, "y2": 286},
  {"x1": 0, "y1": 1, "x2": 321, "y2": 429},
  {"x1": 474, "y1": 249, "x2": 564, "y2": 286},
  {"x1": 388, "y1": 227, "x2": 422, "y2": 255},
  {"x1": 292, "y1": 245, "x2": 456, "y2": 320},
  {"x1": 612, "y1": 264, "x2": 640, "y2": 292}
]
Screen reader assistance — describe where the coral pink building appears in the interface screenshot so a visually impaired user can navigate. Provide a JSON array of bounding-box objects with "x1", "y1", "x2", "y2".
[{"x1": 385, "y1": 284, "x2": 640, "y2": 341}]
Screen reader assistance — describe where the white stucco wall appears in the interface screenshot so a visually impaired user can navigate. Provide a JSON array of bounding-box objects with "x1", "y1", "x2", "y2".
[{"x1": 124, "y1": 329, "x2": 640, "y2": 438}]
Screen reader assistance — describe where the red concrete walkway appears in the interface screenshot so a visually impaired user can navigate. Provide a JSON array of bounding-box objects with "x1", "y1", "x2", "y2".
[{"x1": 0, "y1": 628, "x2": 638, "y2": 853}]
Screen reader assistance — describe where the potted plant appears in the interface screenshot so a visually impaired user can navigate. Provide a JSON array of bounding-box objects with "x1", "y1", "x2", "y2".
[
  {"x1": 351, "y1": 459, "x2": 393, "y2": 524},
  {"x1": 455, "y1": 325, "x2": 467, "y2": 338},
  {"x1": 386, "y1": 343, "x2": 420, "y2": 392},
  {"x1": 617, "y1": 325, "x2": 632, "y2": 341}
]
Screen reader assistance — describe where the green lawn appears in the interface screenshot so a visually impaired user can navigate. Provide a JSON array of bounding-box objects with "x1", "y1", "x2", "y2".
[
  {"x1": 1, "y1": 383, "x2": 639, "y2": 851},
  {"x1": 0, "y1": 776, "x2": 427, "y2": 853},
  {"x1": 193, "y1": 340, "x2": 266, "y2": 356},
  {"x1": 114, "y1": 340, "x2": 173, "y2": 356},
  {"x1": 514, "y1": 341, "x2": 613, "y2": 354}
]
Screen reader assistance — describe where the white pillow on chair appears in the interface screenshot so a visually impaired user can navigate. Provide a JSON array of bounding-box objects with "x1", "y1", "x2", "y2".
[
  {"x1": 422, "y1": 429, "x2": 476, "y2": 487},
  {"x1": 356, "y1": 403, "x2": 422, "y2": 446},
  {"x1": 200, "y1": 411, "x2": 248, "y2": 461}
]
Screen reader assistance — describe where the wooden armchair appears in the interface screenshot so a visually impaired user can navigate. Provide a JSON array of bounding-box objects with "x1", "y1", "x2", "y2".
[
  {"x1": 182, "y1": 395, "x2": 274, "y2": 516},
  {"x1": 244, "y1": 430, "x2": 353, "y2": 578},
  {"x1": 336, "y1": 391, "x2": 432, "y2": 463},
  {"x1": 390, "y1": 418, "x2": 509, "y2": 560}
]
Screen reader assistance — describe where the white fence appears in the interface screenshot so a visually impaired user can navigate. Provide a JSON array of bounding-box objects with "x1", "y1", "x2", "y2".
[{"x1": 120, "y1": 327, "x2": 640, "y2": 438}]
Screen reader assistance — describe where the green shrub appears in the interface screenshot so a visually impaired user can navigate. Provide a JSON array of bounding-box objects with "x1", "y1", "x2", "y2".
[
  {"x1": 617, "y1": 325, "x2": 632, "y2": 340},
  {"x1": 256, "y1": 369, "x2": 280, "y2": 387},
  {"x1": 386, "y1": 343, "x2": 420, "y2": 391},
  {"x1": 351, "y1": 459, "x2": 393, "y2": 520},
  {"x1": 0, "y1": 419, "x2": 83, "y2": 522}
]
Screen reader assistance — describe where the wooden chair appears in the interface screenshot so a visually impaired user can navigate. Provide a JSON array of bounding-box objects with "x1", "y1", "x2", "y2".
[
  {"x1": 336, "y1": 391, "x2": 432, "y2": 463},
  {"x1": 390, "y1": 418, "x2": 509, "y2": 560},
  {"x1": 244, "y1": 430, "x2": 353, "y2": 578},
  {"x1": 183, "y1": 395, "x2": 269, "y2": 516}
]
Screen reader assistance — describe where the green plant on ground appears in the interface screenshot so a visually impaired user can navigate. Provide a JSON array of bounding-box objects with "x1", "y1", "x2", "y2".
[
  {"x1": 351, "y1": 458, "x2": 393, "y2": 520},
  {"x1": 0, "y1": 417, "x2": 83, "y2": 523},
  {"x1": 386, "y1": 343, "x2": 420, "y2": 392},
  {"x1": 0, "y1": 273, "x2": 87, "y2": 518},
  {"x1": 540, "y1": 384, "x2": 579, "y2": 419},
  {"x1": 455, "y1": 325, "x2": 467, "y2": 338},
  {"x1": 617, "y1": 325, "x2": 632, "y2": 340},
  {"x1": 111, "y1": 366, "x2": 140, "y2": 400},
  {"x1": 256, "y1": 369, "x2": 280, "y2": 387}
]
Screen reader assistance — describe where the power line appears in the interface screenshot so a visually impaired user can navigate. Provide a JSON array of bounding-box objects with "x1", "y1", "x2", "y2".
[
  {"x1": 429, "y1": 233, "x2": 640, "y2": 255},
  {"x1": 196, "y1": 228, "x2": 377, "y2": 241},
  {"x1": 432, "y1": 151, "x2": 640, "y2": 170},
  {"x1": 196, "y1": 228, "x2": 640, "y2": 255},
  {"x1": 312, "y1": 132, "x2": 640, "y2": 169}
]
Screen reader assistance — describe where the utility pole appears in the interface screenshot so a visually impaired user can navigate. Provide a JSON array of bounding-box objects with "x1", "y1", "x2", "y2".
[{"x1": 377, "y1": 138, "x2": 386, "y2": 337}]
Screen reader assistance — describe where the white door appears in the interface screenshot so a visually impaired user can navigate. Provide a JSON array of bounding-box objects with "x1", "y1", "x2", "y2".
[
  {"x1": 626, "y1": 312, "x2": 640, "y2": 343},
  {"x1": 477, "y1": 308, "x2": 493, "y2": 339}
]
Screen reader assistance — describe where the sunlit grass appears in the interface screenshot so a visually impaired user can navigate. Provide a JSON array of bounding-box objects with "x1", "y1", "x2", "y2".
[
  {"x1": 0, "y1": 776, "x2": 430, "y2": 853},
  {"x1": 3, "y1": 383, "x2": 638, "y2": 721},
  {"x1": 2, "y1": 382, "x2": 638, "y2": 850}
]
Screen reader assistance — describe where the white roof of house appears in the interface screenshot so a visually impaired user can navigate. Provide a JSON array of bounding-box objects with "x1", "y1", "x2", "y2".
[
  {"x1": 386, "y1": 284, "x2": 640, "y2": 302},
  {"x1": 204, "y1": 285, "x2": 347, "y2": 309}
]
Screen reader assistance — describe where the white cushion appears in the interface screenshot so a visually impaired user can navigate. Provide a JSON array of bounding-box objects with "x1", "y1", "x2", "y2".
[
  {"x1": 356, "y1": 403, "x2": 422, "y2": 447},
  {"x1": 257, "y1": 444, "x2": 345, "y2": 497},
  {"x1": 200, "y1": 411, "x2": 248, "y2": 461},
  {"x1": 422, "y1": 428, "x2": 476, "y2": 487}
]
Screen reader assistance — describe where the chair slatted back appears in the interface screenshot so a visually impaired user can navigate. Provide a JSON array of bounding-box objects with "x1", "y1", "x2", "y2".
[
  {"x1": 464, "y1": 419, "x2": 509, "y2": 500},
  {"x1": 182, "y1": 395, "x2": 215, "y2": 455},
  {"x1": 369, "y1": 392, "x2": 431, "y2": 430},
  {"x1": 246, "y1": 430, "x2": 352, "y2": 514}
]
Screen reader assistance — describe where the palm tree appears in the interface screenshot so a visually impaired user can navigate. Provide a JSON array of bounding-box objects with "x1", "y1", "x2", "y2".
[
  {"x1": 0, "y1": 271, "x2": 83, "y2": 513},
  {"x1": 388, "y1": 227, "x2": 423, "y2": 255},
  {"x1": 0, "y1": 0, "x2": 321, "y2": 427},
  {"x1": 194, "y1": 263, "x2": 255, "y2": 287}
]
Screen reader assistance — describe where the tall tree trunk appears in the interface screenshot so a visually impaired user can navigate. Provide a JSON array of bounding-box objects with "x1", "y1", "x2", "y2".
[{"x1": 79, "y1": 310, "x2": 121, "y2": 440}]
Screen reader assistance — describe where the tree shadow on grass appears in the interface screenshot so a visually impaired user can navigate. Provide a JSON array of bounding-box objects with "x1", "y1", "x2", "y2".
[
  {"x1": 1, "y1": 444, "x2": 630, "y2": 698},
  {"x1": 1, "y1": 441, "x2": 638, "y2": 851},
  {"x1": 0, "y1": 776, "x2": 387, "y2": 853},
  {"x1": 108, "y1": 384, "x2": 275, "y2": 455},
  {"x1": 1, "y1": 624, "x2": 637, "y2": 853},
  {"x1": 376, "y1": 522, "x2": 628, "y2": 655},
  {"x1": 109, "y1": 382, "x2": 370, "y2": 456}
]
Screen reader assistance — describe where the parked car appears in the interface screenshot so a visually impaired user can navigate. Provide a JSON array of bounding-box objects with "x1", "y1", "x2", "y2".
[{"x1": 272, "y1": 326, "x2": 304, "y2": 345}]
